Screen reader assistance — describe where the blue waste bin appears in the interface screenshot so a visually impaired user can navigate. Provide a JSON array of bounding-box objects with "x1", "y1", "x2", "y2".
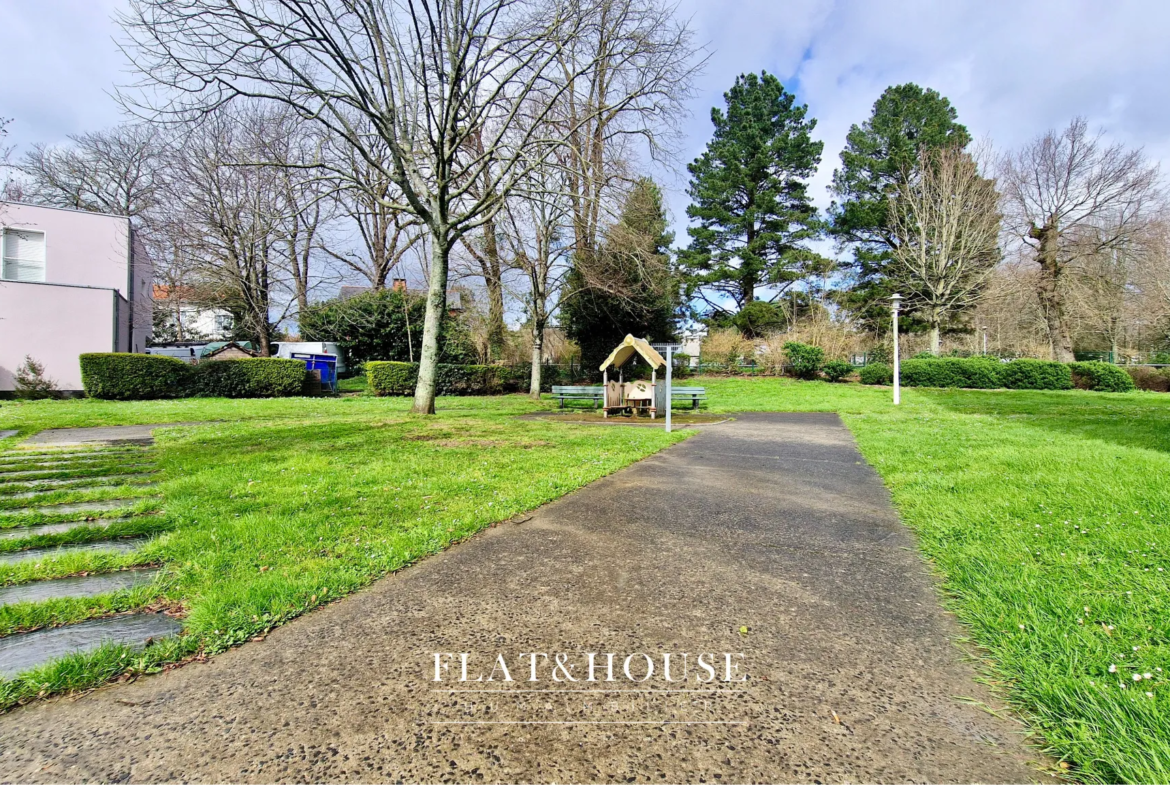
[{"x1": 291, "y1": 352, "x2": 338, "y2": 393}]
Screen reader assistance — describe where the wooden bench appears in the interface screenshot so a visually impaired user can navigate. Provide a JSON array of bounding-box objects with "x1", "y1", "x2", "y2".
[
  {"x1": 670, "y1": 386, "x2": 706, "y2": 409},
  {"x1": 552, "y1": 385, "x2": 706, "y2": 410},
  {"x1": 552, "y1": 385, "x2": 604, "y2": 408}
]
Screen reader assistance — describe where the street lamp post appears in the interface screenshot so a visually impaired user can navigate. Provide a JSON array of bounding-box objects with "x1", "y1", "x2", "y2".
[
  {"x1": 982, "y1": 326, "x2": 988, "y2": 355},
  {"x1": 665, "y1": 344, "x2": 673, "y2": 434},
  {"x1": 890, "y1": 294, "x2": 902, "y2": 406}
]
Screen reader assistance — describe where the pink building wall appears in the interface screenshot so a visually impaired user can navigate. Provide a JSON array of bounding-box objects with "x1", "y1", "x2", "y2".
[{"x1": 0, "y1": 202, "x2": 152, "y2": 392}]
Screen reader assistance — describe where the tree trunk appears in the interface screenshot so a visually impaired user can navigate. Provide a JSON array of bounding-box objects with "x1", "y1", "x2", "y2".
[
  {"x1": 529, "y1": 322, "x2": 544, "y2": 399},
  {"x1": 480, "y1": 220, "x2": 506, "y2": 362},
  {"x1": 1031, "y1": 223, "x2": 1075, "y2": 362},
  {"x1": 413, "y1": 232, "x2": 449, "y2": 414},
  {"x1": 929, "y1": 323, "x2": 941, "y2": 356}
]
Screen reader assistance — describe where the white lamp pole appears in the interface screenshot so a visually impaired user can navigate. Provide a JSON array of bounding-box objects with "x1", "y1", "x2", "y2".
[
  {"x1": 982, "y1": 326, "x2": 988, "y2": 355},
  {"x1": 665, "y1": 345, "x2": 673, "y2": 433},
  {"x1": 890, "y1": 294, "x2": 902, "y2": 406}
]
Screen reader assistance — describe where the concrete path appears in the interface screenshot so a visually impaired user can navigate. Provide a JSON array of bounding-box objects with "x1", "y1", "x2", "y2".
[{"x1": 0, "y1": 414, "x2": 1039, "y2": 783}]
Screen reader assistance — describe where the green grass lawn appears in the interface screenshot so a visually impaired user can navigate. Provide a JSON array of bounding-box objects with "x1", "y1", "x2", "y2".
[
  {"x1": 1, "y1": 380, "x2": 1169, "y2": 783},
  {"x1": 0, "y1": 394, "x2": 687, "y2": 708},
  {"x1": 701, "y1": 376, "x2": 1170, "y2": 784}
]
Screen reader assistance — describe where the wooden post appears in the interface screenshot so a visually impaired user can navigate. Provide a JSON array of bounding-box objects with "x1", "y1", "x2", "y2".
[{"x1": 650, "y1": 368, "x2": 657, "y2": 419}]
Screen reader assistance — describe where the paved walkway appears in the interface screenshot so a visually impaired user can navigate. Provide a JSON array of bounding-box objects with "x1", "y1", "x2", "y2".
[{"x1": 0, "y1": 414, "x2": 1038, "y2": 783}]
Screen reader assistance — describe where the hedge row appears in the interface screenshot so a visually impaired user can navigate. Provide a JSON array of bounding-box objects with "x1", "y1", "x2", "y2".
[
  {"x1": 1069, "y1": 361, "x2": 1136, "y2": 392},
  {"x1": 80, "y1": 353, "x2": 308, "y2": 400},
  {"x1": 858, "y1": 356, "x2": 1143, "y2": 392},
  {"x1": 1127, "y1": 366, "x2": 1170, "y2": 392},
  {"x1": 366, "y1": 361, "x2": 555, "y2": 396}
]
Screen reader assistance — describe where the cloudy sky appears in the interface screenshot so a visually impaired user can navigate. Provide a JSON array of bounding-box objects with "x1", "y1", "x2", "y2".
[{"x1": 3, "y1": 0, "x2": 1168, "y2": 241}]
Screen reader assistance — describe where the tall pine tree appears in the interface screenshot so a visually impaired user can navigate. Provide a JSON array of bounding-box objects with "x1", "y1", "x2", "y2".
[
  {"x1": 562, "y1": 178, "x2": 678, "y2": 376},
  {"x1": 680, "y1": 72, "x2": 826, "y2": 319},
  {"x1": 829, "y1": 84, "x2": 971, "y2": 330}
]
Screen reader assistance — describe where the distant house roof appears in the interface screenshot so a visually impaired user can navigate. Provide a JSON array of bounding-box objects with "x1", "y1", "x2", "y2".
[
  {"x1": 338, "y1": 285, "x2": 371, "y2": 301},
  {"x1": 336, "y1": 284, "x2": 466, "y2": 311},
  {"x1": 199, "y1": 341, "x2": 257, "y2": 360}
]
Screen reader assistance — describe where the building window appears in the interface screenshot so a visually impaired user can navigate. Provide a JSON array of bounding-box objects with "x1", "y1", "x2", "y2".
[
  {"x1": 214, "y1": 314, "x2": 233, "y2": 333},
  {"x1": 1, "y1": 229, "x2": 46, "y2": 282}
]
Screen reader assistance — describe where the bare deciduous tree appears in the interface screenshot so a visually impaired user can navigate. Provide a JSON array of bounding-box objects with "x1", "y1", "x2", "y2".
[
  {"x1": 554, "y1": 0, "x2": 700, "y2": 261},
  {"x1": 1000, "y1": 117, "x2": 1161, "y2": 361},
  {"x1": 499, "y1": 164, "x2": 574, "y2": 396},
  {"x1": 324, "y1": 134, "x2": 423, "y2": 291},
  {"x1": 120, "y1": 0, "x2": 608, "y2": 413},
  {"x1": 18, "y1": 123, "x2": 162, "y2": 221},
  {"x1": 164, "y1": 107, "x2": 292, "y2": 356},
  {"x1": 889, "y1": 145, "x2": 1001, "y2": 354}
]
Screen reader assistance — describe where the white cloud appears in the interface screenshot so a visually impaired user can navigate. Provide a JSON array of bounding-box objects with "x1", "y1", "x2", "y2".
[
  {"x1": 3, "y1": 0, "x2": 1167, "y2": 245},
  {"x1": 668, "y1": 0, "x2": 1170, "y2": 236}
]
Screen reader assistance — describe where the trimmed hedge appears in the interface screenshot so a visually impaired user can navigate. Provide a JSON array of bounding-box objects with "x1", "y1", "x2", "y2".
[
  {"x1": 900, "y1": 357, "x2": 1000, "y2": 389},
  {"x1": 188, "y1": 358, "x2": 309, "y2": 398},
  {"x1": 366, "y1": 361, "x2": 570, "y2": 396},
  {"x1": 367, "y1": 361, "x2": 530, "y2": 396},
  {"x1": 81, "y1": 353, "x2": 309, "y2": 400},
  {"x1": 859, "y1": 363, "x2": 893, "y2": 385},
  {"x1": 1127, "y1": 366, "x2": 1170, "y2": 392},
  {"x1": 1069, "y1": 361, "x2": 1136, "y2": 392},
  {"x1": 80, "y1": 353, "x2": 192, "y2": 400},
  {"x1": 997, "y1": 358, "x2": 1073, "y2": 390}
]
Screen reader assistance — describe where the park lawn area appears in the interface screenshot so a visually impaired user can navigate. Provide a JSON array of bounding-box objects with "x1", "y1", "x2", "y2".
[
  {"x1": 2, "y1": 380, "x2": 1169, "y2": 782},
  {"x1": 0, "y1": 393, "x2": 687, "y2": 708},
  {"x1": 701, "y1": 376, "x2": 1170, "y2": 784}
]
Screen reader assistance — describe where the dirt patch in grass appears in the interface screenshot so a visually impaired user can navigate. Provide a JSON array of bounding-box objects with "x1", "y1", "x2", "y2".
[{"x1": 404, "y1": 435, "x2": 552, "y2": 449}]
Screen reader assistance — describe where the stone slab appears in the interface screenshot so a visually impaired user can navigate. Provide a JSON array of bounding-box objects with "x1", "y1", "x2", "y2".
[
  {"x1": 0, "y1": 499, "x2": 146, "y2": 517},
  {"x1": 0, "y1": 538, "x2": 147, "y2": 565},
  {"x1": 0, "y1": 464, "x2": 155, "y2": 480},
  {"x1": 0, "y1": 519, "x2": 124, "y2": 541},
  {"x1": 0, "y1": 474, "x2": 157, "y2": 492},
  {"x1": 4, "y1": 483, "x2": 158, "y2": 501},
  {"x1": 21, "y1": 423, "x2": 207, "y2": 447},
  {"x1": 0, "y1": 568, "x2": 159, "y2": 606},
  {"x1": 0, "y1": 613, "x2": 182, "y2": 678}
]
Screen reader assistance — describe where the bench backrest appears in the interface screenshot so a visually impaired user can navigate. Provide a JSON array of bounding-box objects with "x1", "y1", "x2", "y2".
[
  {"x1": 669, "y1": 387, "x2": 706, "y2": 394},
  {"x1": 552, "y1": 386, "x2": 604, "y2": 393}
]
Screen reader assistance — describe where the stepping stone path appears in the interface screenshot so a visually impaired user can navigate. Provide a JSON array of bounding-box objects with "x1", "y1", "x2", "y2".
[
  {"x1": 0, "y1": 537, "x2": 146, "y2": 565},
  {"x1": 0, "y1": 568, "x2": 160, "y2": 605},
  {"x1": 0, "y1": 424, "x2": 195, "y2": 680},
  {"x1": 0, "y1": 498, "x2": 147, "y2": 517},
  {"x1": 0, "y1": 613, "x2": 182, "y2": 678}
]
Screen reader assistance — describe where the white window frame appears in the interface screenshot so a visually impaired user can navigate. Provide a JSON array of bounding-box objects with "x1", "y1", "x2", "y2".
[{"x1": 1, "y1": 226, "x2": 47, "y2": 283}]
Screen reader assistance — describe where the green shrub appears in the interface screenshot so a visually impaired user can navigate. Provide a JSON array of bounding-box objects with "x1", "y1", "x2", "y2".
[
  {"x1": 998, "y1": 359, "x2": 1073, "y2": 390},
  {"x1": 80, "y1": 353, "x2": 193, "y2": 400},
  {"x1": 368, "y1": 361, "x2": 574, "y2": 396},
  {"x1": 859, "y1": 363, "x2": 893, "y2": 385},
  {"x1": 367, "y1": 361, "x2": 418, "y2": 396},
  {"x1": 189, "y1": 358, "x2": 308, "y2": 398},
  {"x1": 299, "y1": 288, "x2": 476, "y2": 366},
  {"x1": 900, "y1": 357, "x2": 1000, "y2": 389},
  {"x1": 1068, "y1": 361, "x2": 1136, "y2": 392},
  {"x1": 822, "y1": 360, "x2": 854, "y2": 382},
  {"x1": 1126, "y1": 366, "x2": 1170, "y2": 392},
  {"x1": 14, "y1": 355, "x2": 58, "y2": 400},
  {"x1": 783, "y1": 341, "x2": 824, "y2": 380}
]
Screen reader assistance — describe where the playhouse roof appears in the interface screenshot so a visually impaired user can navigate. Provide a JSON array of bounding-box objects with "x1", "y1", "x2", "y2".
[{"x1": 599, "y1": 335, "x2": 667, "y2": 371}]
